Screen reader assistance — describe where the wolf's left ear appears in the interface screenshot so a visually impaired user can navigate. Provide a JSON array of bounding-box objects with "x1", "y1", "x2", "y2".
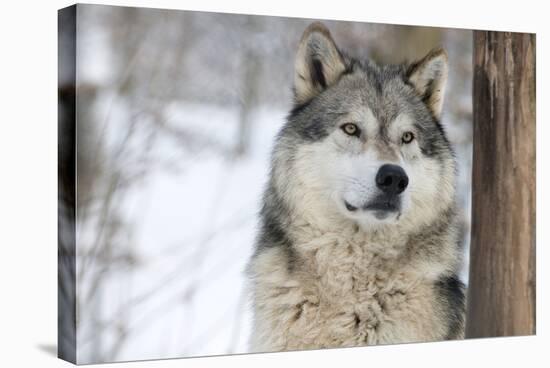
[
  {"x1": 294, "y1": 22, "x2": 347, "y2": 105},
  {"x1": 406, "y1": 48, "x2": 448, "y2": 119}
]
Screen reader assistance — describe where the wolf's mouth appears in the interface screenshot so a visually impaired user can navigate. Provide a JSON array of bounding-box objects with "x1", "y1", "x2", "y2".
[
  {"x1": 364, "y1": 201, "x2": 399, "y2": 212},
  {"x1": 344, "y1": 201, "x2": 359, "y2": 212},
  {"x1": 344, "y1": 197, "x2": 401, "y2": 214}
]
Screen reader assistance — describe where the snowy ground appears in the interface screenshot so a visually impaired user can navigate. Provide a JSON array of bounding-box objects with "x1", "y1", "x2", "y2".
[{"x1": 76, "y1": 103, "x2": 286, "y2": 363}]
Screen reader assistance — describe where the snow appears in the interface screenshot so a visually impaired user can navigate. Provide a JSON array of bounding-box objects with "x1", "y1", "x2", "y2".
[{"x1": 76, "y1": 102, "x2": 285, "y2": 363}]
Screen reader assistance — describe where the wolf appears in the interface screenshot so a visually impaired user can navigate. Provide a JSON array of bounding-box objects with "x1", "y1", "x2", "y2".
[{"x1": 247, "y1": 22, "x2": 465, "y2": 352}]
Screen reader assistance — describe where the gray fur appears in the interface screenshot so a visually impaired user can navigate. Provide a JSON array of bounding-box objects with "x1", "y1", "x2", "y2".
[{"x1": 247, "y1": 22, "x2": 465, "y2": 352}]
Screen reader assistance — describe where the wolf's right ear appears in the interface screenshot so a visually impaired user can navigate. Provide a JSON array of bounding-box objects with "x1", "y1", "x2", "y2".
[{"x1": 294, "y1": 22, "x2": 347, "y2": 105}]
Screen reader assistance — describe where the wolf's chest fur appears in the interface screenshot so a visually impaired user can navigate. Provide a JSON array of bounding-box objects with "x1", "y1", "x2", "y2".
[{"x1": 249, "y1": 231, "x2": 450, "y2": 351}]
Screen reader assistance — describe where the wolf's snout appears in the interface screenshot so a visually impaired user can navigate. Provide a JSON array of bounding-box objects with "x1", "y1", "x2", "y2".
[{"x1": 375, "y1": 164, "x2": 409, "y2": 195}]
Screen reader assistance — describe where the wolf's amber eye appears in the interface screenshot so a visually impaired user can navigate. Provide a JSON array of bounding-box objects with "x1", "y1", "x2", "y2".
[
  {"x1": 341, "y1": 123, "x2": 360, "y2": 137},
  {"x1": 402, "y1": 131, "x2": 415, "y2": 144}
]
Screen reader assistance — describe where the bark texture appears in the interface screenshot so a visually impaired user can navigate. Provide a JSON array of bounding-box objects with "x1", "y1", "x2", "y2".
[{"x1": 466, "y1": 31, "x2": 536, "y2": 338}]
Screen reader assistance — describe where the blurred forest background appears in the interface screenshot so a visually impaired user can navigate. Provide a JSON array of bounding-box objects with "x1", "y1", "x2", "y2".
[{"x1": 58, "y1": 4, "x2": 473, "y2": 364}]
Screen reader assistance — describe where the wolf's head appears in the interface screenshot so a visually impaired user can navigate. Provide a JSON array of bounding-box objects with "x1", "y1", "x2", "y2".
[{"x1": 271, "y1": 22, "x2": 457, "y2": 235}]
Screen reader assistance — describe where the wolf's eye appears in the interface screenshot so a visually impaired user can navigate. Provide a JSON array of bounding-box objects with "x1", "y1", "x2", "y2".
[
  {"x1": 402, "y1": 131, "x2": 415, "y2": 144},
  {"x1": 341, "y1": 123, "x2": 360, "y2": 137}
]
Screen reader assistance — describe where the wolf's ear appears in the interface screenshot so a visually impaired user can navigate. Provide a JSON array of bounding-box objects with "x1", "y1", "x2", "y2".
[
  {"x1": 406, "y1": 48, "x2": 448, "y2": 119},
  {"x1": 294, "y1": 22, "x2": 347, "y2": 105}
]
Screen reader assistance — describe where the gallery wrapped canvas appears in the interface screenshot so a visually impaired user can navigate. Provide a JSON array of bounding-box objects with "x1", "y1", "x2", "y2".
[{"x1": 58, "y1": 4, "x2": 535, "y2": 364}]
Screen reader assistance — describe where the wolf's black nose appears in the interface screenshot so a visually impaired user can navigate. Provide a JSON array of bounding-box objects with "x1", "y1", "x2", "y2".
[{"x1": 375, "y1": 164, "x2": 409, "y2": 195}]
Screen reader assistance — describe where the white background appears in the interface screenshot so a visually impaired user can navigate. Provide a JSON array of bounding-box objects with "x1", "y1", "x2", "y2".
[{"x1": 0, "y1": 0, "x2": 546, "y2": 367}]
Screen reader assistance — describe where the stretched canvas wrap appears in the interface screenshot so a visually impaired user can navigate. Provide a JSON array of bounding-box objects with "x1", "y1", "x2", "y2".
[{"x1": 58, "y1": 4, "x2": 536, "y2": 365}]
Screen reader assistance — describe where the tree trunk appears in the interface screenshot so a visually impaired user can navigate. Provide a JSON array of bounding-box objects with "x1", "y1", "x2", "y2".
[{"x1": 466, "y1": 31, "x2": 536, "y2": 338}]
